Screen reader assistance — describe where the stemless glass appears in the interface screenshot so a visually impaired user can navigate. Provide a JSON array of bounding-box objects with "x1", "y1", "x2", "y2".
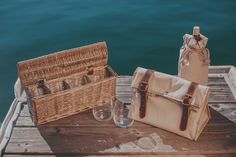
[
  {"x1": 92, "y1": 95, "x2": 115, "y2": 122},
  {"x1": 113, "y1": 99, "x2": 134, "y2": 128}
]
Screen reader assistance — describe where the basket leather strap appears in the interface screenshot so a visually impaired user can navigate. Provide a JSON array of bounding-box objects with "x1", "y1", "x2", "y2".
[
  {"x1": 180, "y1": 82, "x2": 198, "y2": 131},
  {"x1": 139, "y1": 69, "x2": 154, "y2": 118}
]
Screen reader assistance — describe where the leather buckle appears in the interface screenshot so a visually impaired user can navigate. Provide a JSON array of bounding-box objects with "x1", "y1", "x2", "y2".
[
  {"x1": 139, "y1": 81, "x2": 148, "y2": 92},
  {"x1": 183, "y1": 94, "x2": 192, "y2": 106},
  {"x1": 138, "y1": 69, "x2": 154, "y2": 119},
  {"x1": 183, "y1": 94, "x2": 199, "y2": 112},
  {"x1": 180, "y1": 82, "x2": 198, "y2": 131}
]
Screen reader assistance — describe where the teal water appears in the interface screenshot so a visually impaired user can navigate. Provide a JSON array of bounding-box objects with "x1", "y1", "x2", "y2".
[{"x1": 0, "y1": 0, "x2": 236, "y2": 122}]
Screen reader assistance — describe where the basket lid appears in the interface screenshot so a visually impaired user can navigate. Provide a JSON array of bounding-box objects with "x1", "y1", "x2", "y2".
[{"x1": 18, "y1": 42, "x2": 108, "y2": 86}]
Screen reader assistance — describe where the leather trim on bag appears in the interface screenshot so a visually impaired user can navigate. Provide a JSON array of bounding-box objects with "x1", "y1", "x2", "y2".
[
  {"x1": 180, "y1": 82, "x2": 198, "y2": 131},
  {"x1": 139, "y1": 69, "x2": 154, "y2": 118}
]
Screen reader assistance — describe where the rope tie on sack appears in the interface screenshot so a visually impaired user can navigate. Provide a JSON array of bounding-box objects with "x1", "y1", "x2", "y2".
[{"x1": 180, "y1": 45, "x2": 210, "y2": 67}]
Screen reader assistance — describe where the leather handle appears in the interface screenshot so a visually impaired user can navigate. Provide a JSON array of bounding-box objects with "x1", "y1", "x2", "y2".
[
  {"x1": 139, "y1": 69, "x2": 154, "y2": 118},
  {"x1": 180, "y1": 82, "x2": 198, "y2": 131}
]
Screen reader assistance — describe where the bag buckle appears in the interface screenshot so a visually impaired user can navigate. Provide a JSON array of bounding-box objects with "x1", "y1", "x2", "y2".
[
  {"x1": 139, "y1": 81, "x2": 148, "y2": 92},
  {"x1": 180, "y1": 82, "x2": 198, "y2": 131},
  {"x1": 138, "y1": 69, "x2": 154, "y2": 119},
  {"x1": 183, "y1": 94, "x2": 192, "y2": 106},
  {"x1": 183, "y1": 94, "x2": 199, "y2": 112}
]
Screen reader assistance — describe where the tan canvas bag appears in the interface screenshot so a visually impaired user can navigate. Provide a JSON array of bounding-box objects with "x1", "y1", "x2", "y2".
[
  {"x1": 129, "y1": 67, "x2": 211, "y2": 141},
  {"x1": 178, "y1": 33, "x2": 210, "y2": 85}
]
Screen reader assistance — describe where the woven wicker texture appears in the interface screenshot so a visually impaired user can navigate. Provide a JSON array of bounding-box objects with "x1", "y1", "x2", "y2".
[
  {"x1": 18, "y1": 42, "x2": 108, "y2": 86},
  {"x1": 17, "y1": 42, "x2": 117, "y2": 125}
]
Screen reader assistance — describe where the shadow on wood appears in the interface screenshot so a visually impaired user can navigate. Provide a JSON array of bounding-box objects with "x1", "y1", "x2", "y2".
[
  {"x1": 33, "y1": 107, "x2": 236, "y2": 156},
  {"x1": 37, "y1": 109, "x2": 141, "y2": 155}
]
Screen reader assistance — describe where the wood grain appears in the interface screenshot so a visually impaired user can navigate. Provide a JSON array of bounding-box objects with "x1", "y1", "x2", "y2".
[{"x1": 5, "y1": 155, "x2": 235, "y2": 157}]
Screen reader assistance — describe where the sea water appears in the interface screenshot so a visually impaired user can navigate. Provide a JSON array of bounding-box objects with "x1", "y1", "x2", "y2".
[{"x1": 0, "y1": 0, "x2": 236, "y2": 122}]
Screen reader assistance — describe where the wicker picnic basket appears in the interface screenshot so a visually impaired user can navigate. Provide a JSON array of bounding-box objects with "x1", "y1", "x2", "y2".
[{"x1": 17, "y1": 42, "x2": 117, "y2": 125}]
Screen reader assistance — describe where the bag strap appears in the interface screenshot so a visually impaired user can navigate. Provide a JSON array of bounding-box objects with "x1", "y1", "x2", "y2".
[
  {"x1": 139, "y1": 69, "x2": 154, "y2": 118},
  {"x1": 180, "y1": 82, "x2": 198, "y2": 131}
]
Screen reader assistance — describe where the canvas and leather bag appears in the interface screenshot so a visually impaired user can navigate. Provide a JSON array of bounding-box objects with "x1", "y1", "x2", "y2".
[
  {"x1": 129, "y1": 67, "x2": 211, "y2": 141},
  {"x1": 178, "y1": 34, "x2": 210, "y2": 85}
]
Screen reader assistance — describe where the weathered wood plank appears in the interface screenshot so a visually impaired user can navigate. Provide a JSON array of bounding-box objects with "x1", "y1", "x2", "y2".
[
  {"x1": 2, "y1": 155, "x2": 210, "y2": 157},
  {"x1": 6, "y1": 154, "x2": 236, "y2": 157},
  {"x1": 5, "y1": 127, "x2": 143, "y2": 154},
  {"x1": 2, "y1": 155, "x2": 207, "y2": 157},
  {"x1": 208, "y1": 76, "x2": 227, "y2": 82},
  {"x1": 4, "y1": 123, "x2": 236, "y2": 155},
  {"x1": 7, "y1": 109, "x2": 236, "y2": 155},
  {"x1": 209, "y1": 103, "x2": 236, "y2": 123},
  {"x1": 15, "y1": 104, "x2": 236, "y2": 127},
  {"x1": 19, "y1": 105, "x2": 31, "y2": 117},
  {"x1": 16, "y1": 116, "x2": 34, "y2": 127},
  {"x1": 3, "y1": 154, "x2": 236, "y2": 157},
  {"x1": 227, "y1": 67, "x2": 236, "y2": 99},
  {"x1": 208, "y1": 66, "x2": 231, "y2": 74}
]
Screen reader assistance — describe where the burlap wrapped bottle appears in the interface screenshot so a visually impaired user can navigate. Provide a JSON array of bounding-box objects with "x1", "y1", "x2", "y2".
[{"x1": 178, "y1": 26, "x2": 210, "y2": 85}]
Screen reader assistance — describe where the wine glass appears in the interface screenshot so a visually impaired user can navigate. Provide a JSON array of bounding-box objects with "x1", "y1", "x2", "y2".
[
  {"x1": 92, "y1": 95, "x2": 115, "y2": 122},
  {"x1": 113, "y1": 99, "x2": 134, "y2": 128}
]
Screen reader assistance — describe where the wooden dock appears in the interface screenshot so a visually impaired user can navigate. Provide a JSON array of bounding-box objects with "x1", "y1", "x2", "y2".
[{"x1": 1, "y1": 65, "x2": 236, "y2": 157}]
